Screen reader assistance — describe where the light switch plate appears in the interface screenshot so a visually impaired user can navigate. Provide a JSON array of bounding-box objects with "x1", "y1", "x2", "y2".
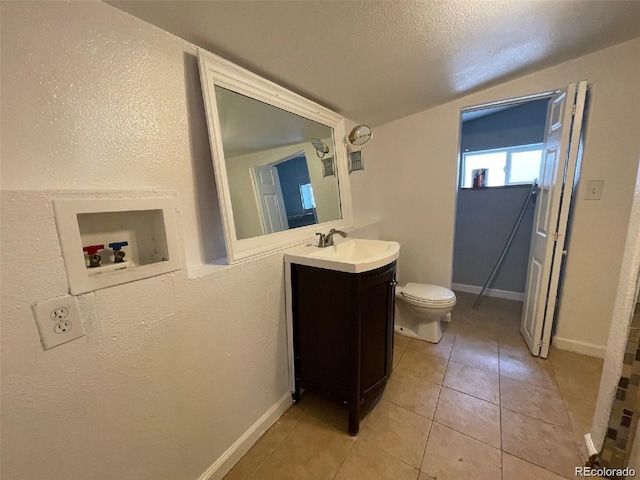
[
  {"x1": 585, "y1": 180, "x2": 604, "y2": 200},
  {"x1": 32, "y1": 296, "x2": 85, "y2": 349}
]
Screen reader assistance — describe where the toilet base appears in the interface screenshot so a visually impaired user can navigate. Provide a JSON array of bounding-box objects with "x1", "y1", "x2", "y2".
[{"x1": 394, "y1": 301, "x2": 444, "y2": 344}]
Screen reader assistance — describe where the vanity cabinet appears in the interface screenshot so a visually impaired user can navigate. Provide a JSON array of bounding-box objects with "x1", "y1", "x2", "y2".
[{"x1": 291, "y1": 261, "x2": 396, "y2": 435}]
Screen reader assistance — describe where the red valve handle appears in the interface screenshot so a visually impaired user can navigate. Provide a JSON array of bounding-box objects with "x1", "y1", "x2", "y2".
[{"x1": 83, "y1": 244, "x2": 105, "y2": 255}]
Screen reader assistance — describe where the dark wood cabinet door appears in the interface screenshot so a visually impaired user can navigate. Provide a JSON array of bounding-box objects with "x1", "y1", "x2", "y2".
[
  {"x1": 291, "y1": 261, "x2": 396, "y2": 435},
  {"x1": 360, "y1": 263, "x2": 396, "y2": 395}
]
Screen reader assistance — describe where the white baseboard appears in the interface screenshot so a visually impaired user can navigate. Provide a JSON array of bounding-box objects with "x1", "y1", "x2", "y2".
[
  {"x1": 451, "y1": 283, "x2": 524, "y2": 302},
  {"x1": 552, "y1": 336, "x2": 607, "y2": 359},
  {"x1": 197, "y1": 392, "x2": 292, "y2": 480},
  {"x1": 584, "y1": 433, "x2": 599, "y2": 459}
]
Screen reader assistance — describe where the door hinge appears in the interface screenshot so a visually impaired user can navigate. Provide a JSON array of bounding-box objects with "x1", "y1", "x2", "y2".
[
  {"x1": 538, "y1": 340, "x2": 543, "y2": 349},
  {"x1": 572, "y1": 105, "x2": 577, "y2": 115},
  {"x1": 553, "y1": 232, "x2": 559, "y2": 241}
]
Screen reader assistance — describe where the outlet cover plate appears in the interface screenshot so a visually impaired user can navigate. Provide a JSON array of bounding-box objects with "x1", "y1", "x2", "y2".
[
  {"x1": 585, "y1": 180, "x2": 604, "y2": 200},
  {"x1": 32, "y1": 296, "x2": 85, "y2": 349}
]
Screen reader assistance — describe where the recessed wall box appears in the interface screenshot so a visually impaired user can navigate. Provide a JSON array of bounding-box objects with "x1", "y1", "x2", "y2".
[{"x1": 53, "y1": 197, "x2": 181, "y2": 294}]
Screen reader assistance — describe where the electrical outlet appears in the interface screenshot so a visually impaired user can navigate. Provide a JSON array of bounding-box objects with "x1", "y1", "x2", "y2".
[
  {"x1": 32, "y1": 296, "x2": 85, "y2": 350},
  {"x1": 585, "y1": 180, "x2": 604, "y2": 200},
  {"x1": 50, "y1": 307, "x2": 69, "y2": 320}
]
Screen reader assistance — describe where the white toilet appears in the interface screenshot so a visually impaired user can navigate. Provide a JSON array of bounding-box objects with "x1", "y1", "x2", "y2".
[{"x1": 394, "y1": 283, "x2": 457, "y2": 343}]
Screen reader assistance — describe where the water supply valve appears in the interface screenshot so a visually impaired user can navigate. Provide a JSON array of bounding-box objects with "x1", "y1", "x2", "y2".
[
  {"x1": 109, "y1": 241, "x2": 129, "y2": 263},
  {"x1": 83, "y1": 244, "x2": 105, "y2": 268}
]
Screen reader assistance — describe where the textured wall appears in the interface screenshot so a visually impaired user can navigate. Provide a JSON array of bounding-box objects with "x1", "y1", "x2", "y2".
[
  {"x1": 592, "y1": 165, "x2": 640, "y2": 455},
  {"x1": 367, "y1": 38, "x2": 640, "y2": 356},
  {"x1": 598, "y1": 302, "x2": 640, "y2": 468},
  {"x1": 0, "y1": 2, "x2": 373, "y2": 479}
]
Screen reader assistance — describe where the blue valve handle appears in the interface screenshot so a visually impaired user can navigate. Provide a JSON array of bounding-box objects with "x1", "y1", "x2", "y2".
[{"x1": 109, "y1": 241, "x2": 129, "y2": 251}]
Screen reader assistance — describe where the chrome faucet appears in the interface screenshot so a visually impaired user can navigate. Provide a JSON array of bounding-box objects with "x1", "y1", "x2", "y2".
[
  {"x1": 315, "y1": 229, "x2": 348, "y2": 247},
  {"x1": 315, "y1": 232, "x2": 327, "y2": 248},
  {"x1": 325, "y1": 228, "x2": 348, "y2": 246}
]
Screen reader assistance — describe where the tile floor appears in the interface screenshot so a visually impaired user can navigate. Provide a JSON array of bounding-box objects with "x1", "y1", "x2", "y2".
[{"x1": 224, "y1": 291, "x2": 604, "y2": 480}]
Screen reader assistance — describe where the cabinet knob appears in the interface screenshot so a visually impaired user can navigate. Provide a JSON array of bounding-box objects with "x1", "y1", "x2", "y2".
[{"x1": 388, "y1": 280, "x2": 398, "y2": 286}]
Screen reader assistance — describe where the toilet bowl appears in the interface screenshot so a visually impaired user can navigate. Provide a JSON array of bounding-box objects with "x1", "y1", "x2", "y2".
[{"x1": 394, "y1": 283, "x2": 457, "y2": 343}]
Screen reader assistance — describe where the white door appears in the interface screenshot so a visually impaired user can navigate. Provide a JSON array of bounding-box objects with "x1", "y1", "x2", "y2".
[
  {"x1": 251, "y1": 164, "x2": 289, "y2": 234},
  {"x1": 521, "y1": 81, "x2": 587, "y2": 358}
]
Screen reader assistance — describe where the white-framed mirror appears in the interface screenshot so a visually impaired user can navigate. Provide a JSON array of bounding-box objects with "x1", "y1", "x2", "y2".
[{"x1": 198, "y1": 50, "x2": 352, "y2": 263}]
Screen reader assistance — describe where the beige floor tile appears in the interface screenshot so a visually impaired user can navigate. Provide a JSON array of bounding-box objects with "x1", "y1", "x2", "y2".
[
  {"x1": 450, "y1": 340, "x2": 499, "y2": 374},
  {"x1": 406, "y1": 335, "x2": 454, "y2": 360},
  {"x1": 500, "y1": 376, "x2": 571, "y2": 428},
  {"x1": 441, "y1": 320, "x2": 459, "y2": 334},
  {"x1": 551, "y1": 349, "x2": 604, "y2": 398},
  {"x1": 420, "y1": 423, "x2": 502, "y2": 480},
  {"x1": 253, "y1": 415, "x2": 354, "y2": 480},
  {"x1": 223, "y1": 421, "x2": 290, "y2": 479},
  {"x1": 383, "y1": 368, "x2": 441, "y2": 419},
  {"x1": 394, "y1": 343, "x2": 408, "y2": 369},
  {"x1": 499, "y1": 353, "x2": 558, "y2": 392},
  {"x1": 501, "y1": 408, "x2": 583, "y2": 478},
  {"x1": 562, "y1": 390, "x2": 600, "y2": 449},
  {"x1": 452, "y1": 291, "x2": 475, "y2": 309},
  {"x1": 498, "y1": 325, "x2": 522, "y2": 339},
  {"x1": 358, "y1": 399, "x2": 431, "y2": 468},
  {"x1": 450, "y1": 307, "x2": 465, "y2": 324},
  {"x1": 554, "y1": 369, "x2": 601, "y2": 399},
  {"x1": 334, "y1": 438, "x2": 419, "y2": 480},
  {"x1": 395, "y1": 333, "x2": 411, "y2": 348},
  {"x1": 395, "y1": 349, "x2": 448, "y2": 385},
  {"x1": 292, "y1": 392, "x2": 352, "y2": 432},
  {"x1": 549, "y1": 346, "x2": 604, "y2": 377},
  {"x1": 457, "y1": 307, "x2": 497, "y2": 325},
  {"x1": 433, "y1": 387, "x2": 501, "y2": 448},
  {"x1": 454, "y1": 324, "x2": 500, "y2": 349},
  {"x1": 479, "y1": 296, "x2": 523, "y2": 317},
  {"x1": 502, "y1": 453, "x2": 567, "y2": 480},
  {"x1": 275, "y1": 405, "x2": 303, "y2": 432},
  {"x1": 228, "y1": 294, "x2": 609, "y2": 480},
  {"x1": 443, "y1": 360, "x2": 500, "y2": 404},
  {"x1": 497, "y1": 326, "x2": 523, "y2": 342},
  {"x1": 562, "y1": 389, "x2": 598, "y2": 431},
  {"x1": 499, "y1": 339, "x2": 534, "y2": 360}
]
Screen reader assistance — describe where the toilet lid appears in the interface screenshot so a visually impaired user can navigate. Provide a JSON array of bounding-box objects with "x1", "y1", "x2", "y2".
[{"x1": 401, "y1": 283, "x2": 456, "y2": 304}]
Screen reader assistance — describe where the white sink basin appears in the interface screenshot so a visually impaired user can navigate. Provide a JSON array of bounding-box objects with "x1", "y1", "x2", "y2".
[{"x1": 285, "y1": 238, "x2": 400, "y2": 273}]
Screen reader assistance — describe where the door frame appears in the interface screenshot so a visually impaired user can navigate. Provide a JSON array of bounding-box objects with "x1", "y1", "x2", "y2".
[{"x1": 454, "y1": 85, "x2": 586, "y2": 356}]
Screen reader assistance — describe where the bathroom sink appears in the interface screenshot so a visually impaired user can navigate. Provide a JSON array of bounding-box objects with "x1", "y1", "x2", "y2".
[{"x1": 285, "y1": 238, "x2": 400, "y2": 273}]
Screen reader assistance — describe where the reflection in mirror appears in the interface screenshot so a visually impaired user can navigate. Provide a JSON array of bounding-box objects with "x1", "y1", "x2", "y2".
[
  {"x1": 214, "y1": 86, "x2": 342, "y2": 241},
  {"x1": 311, "y1": 139, "x2": 330, "y2": 158}
]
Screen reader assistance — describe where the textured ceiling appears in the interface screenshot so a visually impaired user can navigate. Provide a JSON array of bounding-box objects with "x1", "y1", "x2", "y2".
[{"x1": 106, "y1": 0, "x2": 640, "y2": 127}]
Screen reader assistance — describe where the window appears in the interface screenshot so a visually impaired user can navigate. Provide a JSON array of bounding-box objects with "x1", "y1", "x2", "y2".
[
  {"x1": 460, "y1": 144, "x2": 543, "y2": 188},
  {"x1": 299, "y1": 183, "x2": 316, "y2": 210}
]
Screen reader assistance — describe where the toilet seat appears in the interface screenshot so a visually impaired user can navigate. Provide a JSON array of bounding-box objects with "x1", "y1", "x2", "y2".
[{"x1": 398, "y1": 283, "x2": 456, "y2": 307}]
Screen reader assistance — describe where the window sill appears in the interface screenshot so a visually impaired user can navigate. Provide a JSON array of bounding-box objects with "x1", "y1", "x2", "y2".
[{"x1": 459, "y1": 184, "x2": 533, "y2": 191}]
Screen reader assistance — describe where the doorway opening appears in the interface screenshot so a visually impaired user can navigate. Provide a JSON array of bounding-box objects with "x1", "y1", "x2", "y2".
[
  {"x1": 453, "y1": 82, "x2": 589, "y2": 359},
  {"x1": 448, "y1": 83, "x2": 615, "y2": 472},
  {"x1": 453, "y1": 96, "x2": 551, "y2": 306},
  {"x1": 250, "y1": 151, "x2": 318, "y2": 235}
]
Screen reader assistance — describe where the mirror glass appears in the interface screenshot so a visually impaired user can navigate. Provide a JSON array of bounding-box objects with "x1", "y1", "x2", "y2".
[{"x1": 215, "y1": 86, "x2": 342, "y2": 241}]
